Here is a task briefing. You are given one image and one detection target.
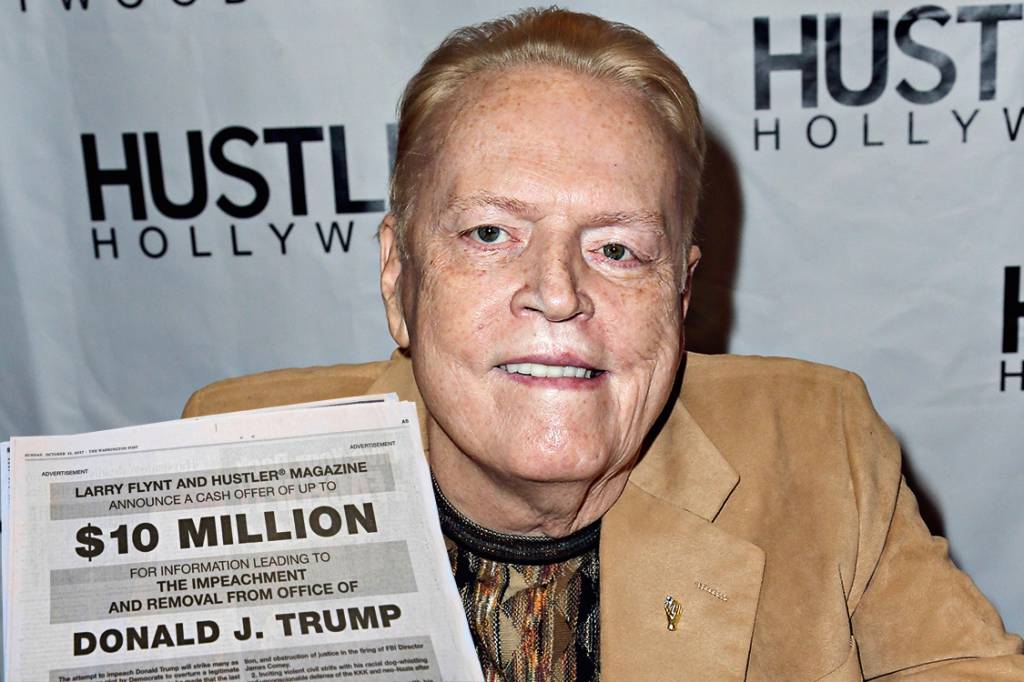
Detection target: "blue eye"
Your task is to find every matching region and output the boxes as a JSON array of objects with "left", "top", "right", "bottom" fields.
[
  {"left": 468, "top": 226, "right": 508, "bottom": 244},
  {"left": 602, "top": 243, "right": 633, "bottom": 261}
]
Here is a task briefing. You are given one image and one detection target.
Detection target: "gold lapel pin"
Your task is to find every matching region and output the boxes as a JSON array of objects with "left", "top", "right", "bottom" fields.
[{"left": 664, "top": 595, "right": 682, "bottom": 631}]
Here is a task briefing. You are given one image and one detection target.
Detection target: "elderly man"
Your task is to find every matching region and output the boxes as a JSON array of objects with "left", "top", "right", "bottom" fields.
[{"left": 183, "top": 8, "right": 1024, "bottom": 680}]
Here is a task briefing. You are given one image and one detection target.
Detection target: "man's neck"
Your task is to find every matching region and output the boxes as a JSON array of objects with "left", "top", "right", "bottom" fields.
[{"left": 426, "top": 420, "right": 631, "bottom": 538}]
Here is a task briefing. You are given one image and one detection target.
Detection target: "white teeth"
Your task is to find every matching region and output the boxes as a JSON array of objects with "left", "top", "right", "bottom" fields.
[{"left": 499, "top": 363, "right": 596, "bottom": 379}]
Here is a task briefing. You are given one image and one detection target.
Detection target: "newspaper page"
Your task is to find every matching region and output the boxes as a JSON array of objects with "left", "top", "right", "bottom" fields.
[
  {"left": 0, "top": 398, "right": 391, "bottom": 673},
  {"left": 6, "top": 401, "right": 483, "bottom": 682}
]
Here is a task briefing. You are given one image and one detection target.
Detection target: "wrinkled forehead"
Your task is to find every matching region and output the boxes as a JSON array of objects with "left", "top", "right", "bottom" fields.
[{"left": 411, "top": 66, "right": 687, "bottom": 239}]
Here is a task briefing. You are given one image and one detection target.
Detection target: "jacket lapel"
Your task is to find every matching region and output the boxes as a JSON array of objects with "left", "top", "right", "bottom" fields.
[{"left": 600, "top": 396, "right": 765, "bottom": 680}]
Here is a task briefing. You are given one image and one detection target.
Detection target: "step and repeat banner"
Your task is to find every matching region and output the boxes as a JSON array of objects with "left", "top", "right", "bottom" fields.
[{"left": 1, "top": 0, "right": 1021, "bottom": 635}]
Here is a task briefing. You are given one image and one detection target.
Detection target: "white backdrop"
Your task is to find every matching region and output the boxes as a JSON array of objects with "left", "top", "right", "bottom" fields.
[{"left": 1, "top": 0, "right": 1021, "bottom": 644}]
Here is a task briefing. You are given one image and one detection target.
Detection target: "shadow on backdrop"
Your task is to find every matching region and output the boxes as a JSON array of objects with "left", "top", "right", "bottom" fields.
[
  {"left": 897, "top": 437, "right": 958, "bottom": 563},
  {"left": 687, "top": 130, "right": 743, "bottom": 355}
]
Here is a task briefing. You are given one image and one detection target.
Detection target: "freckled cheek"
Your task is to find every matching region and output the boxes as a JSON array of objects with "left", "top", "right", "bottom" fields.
[
  {"left": 416, "top": 270, "right": 510, "bottom": 361},
  {"left": 595, "top": 286, "right": 682, "bottom": 363}
]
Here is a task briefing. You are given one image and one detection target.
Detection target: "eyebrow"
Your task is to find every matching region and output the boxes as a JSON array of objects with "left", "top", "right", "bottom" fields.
[
  {"left": 445, "top": 191, "right": 534, "bottom": 218},
  {"left": 585, "top": 209, "right": 666, "bottom": 231},
  {"left": 443, "top": 191, "right": 666, "bottom": 231}
]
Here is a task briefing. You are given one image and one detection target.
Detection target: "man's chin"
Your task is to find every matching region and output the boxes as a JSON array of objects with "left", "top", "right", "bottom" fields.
[{"left": 489, "top": 449, "right": 617, "bottom": 487}]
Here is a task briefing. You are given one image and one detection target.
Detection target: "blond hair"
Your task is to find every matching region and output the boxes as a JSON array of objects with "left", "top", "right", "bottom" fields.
[{"left": 390, "top": 6, "right": 705, "bottom": 248}]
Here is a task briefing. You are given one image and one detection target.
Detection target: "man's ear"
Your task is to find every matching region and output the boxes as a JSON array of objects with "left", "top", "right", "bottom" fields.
[
  {"left": 379, "top": 214, "right": 410, "bottom": 348},
  {"left": 681, "top": 244, "right": 701, "bottom": 319}
]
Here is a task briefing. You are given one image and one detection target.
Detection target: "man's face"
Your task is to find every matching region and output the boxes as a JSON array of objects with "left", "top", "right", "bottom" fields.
[{"left": 381, "top": 66, "right": 699, "bottom": 488}]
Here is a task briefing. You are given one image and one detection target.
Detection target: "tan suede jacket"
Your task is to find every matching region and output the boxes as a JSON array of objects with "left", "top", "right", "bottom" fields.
[{"left": 182, "top": 351, "right": 1024, "bottom": 680}]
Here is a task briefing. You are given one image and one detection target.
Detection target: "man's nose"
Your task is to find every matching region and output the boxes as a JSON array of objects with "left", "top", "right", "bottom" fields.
[{"left": 510, "top": 235, "right": 595, "bottom": 322}]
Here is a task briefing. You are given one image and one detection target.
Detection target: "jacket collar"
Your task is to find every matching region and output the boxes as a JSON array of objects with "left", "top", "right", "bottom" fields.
[
  {"left": 366, "top": 349, "right": 764, "bottom": 678},
  {"left": 627, "top": 379, "right": 740, "bottom": 522}
]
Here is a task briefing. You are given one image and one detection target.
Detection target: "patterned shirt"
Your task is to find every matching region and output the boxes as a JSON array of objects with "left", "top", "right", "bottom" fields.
[{"left": 434, "top": 479, "right": 600, "bottom": 681}]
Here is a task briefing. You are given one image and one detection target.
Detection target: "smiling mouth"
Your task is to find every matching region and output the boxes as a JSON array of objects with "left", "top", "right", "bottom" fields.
[{"left": 497, "top": 362, "right": 605, "bottom": 379}]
